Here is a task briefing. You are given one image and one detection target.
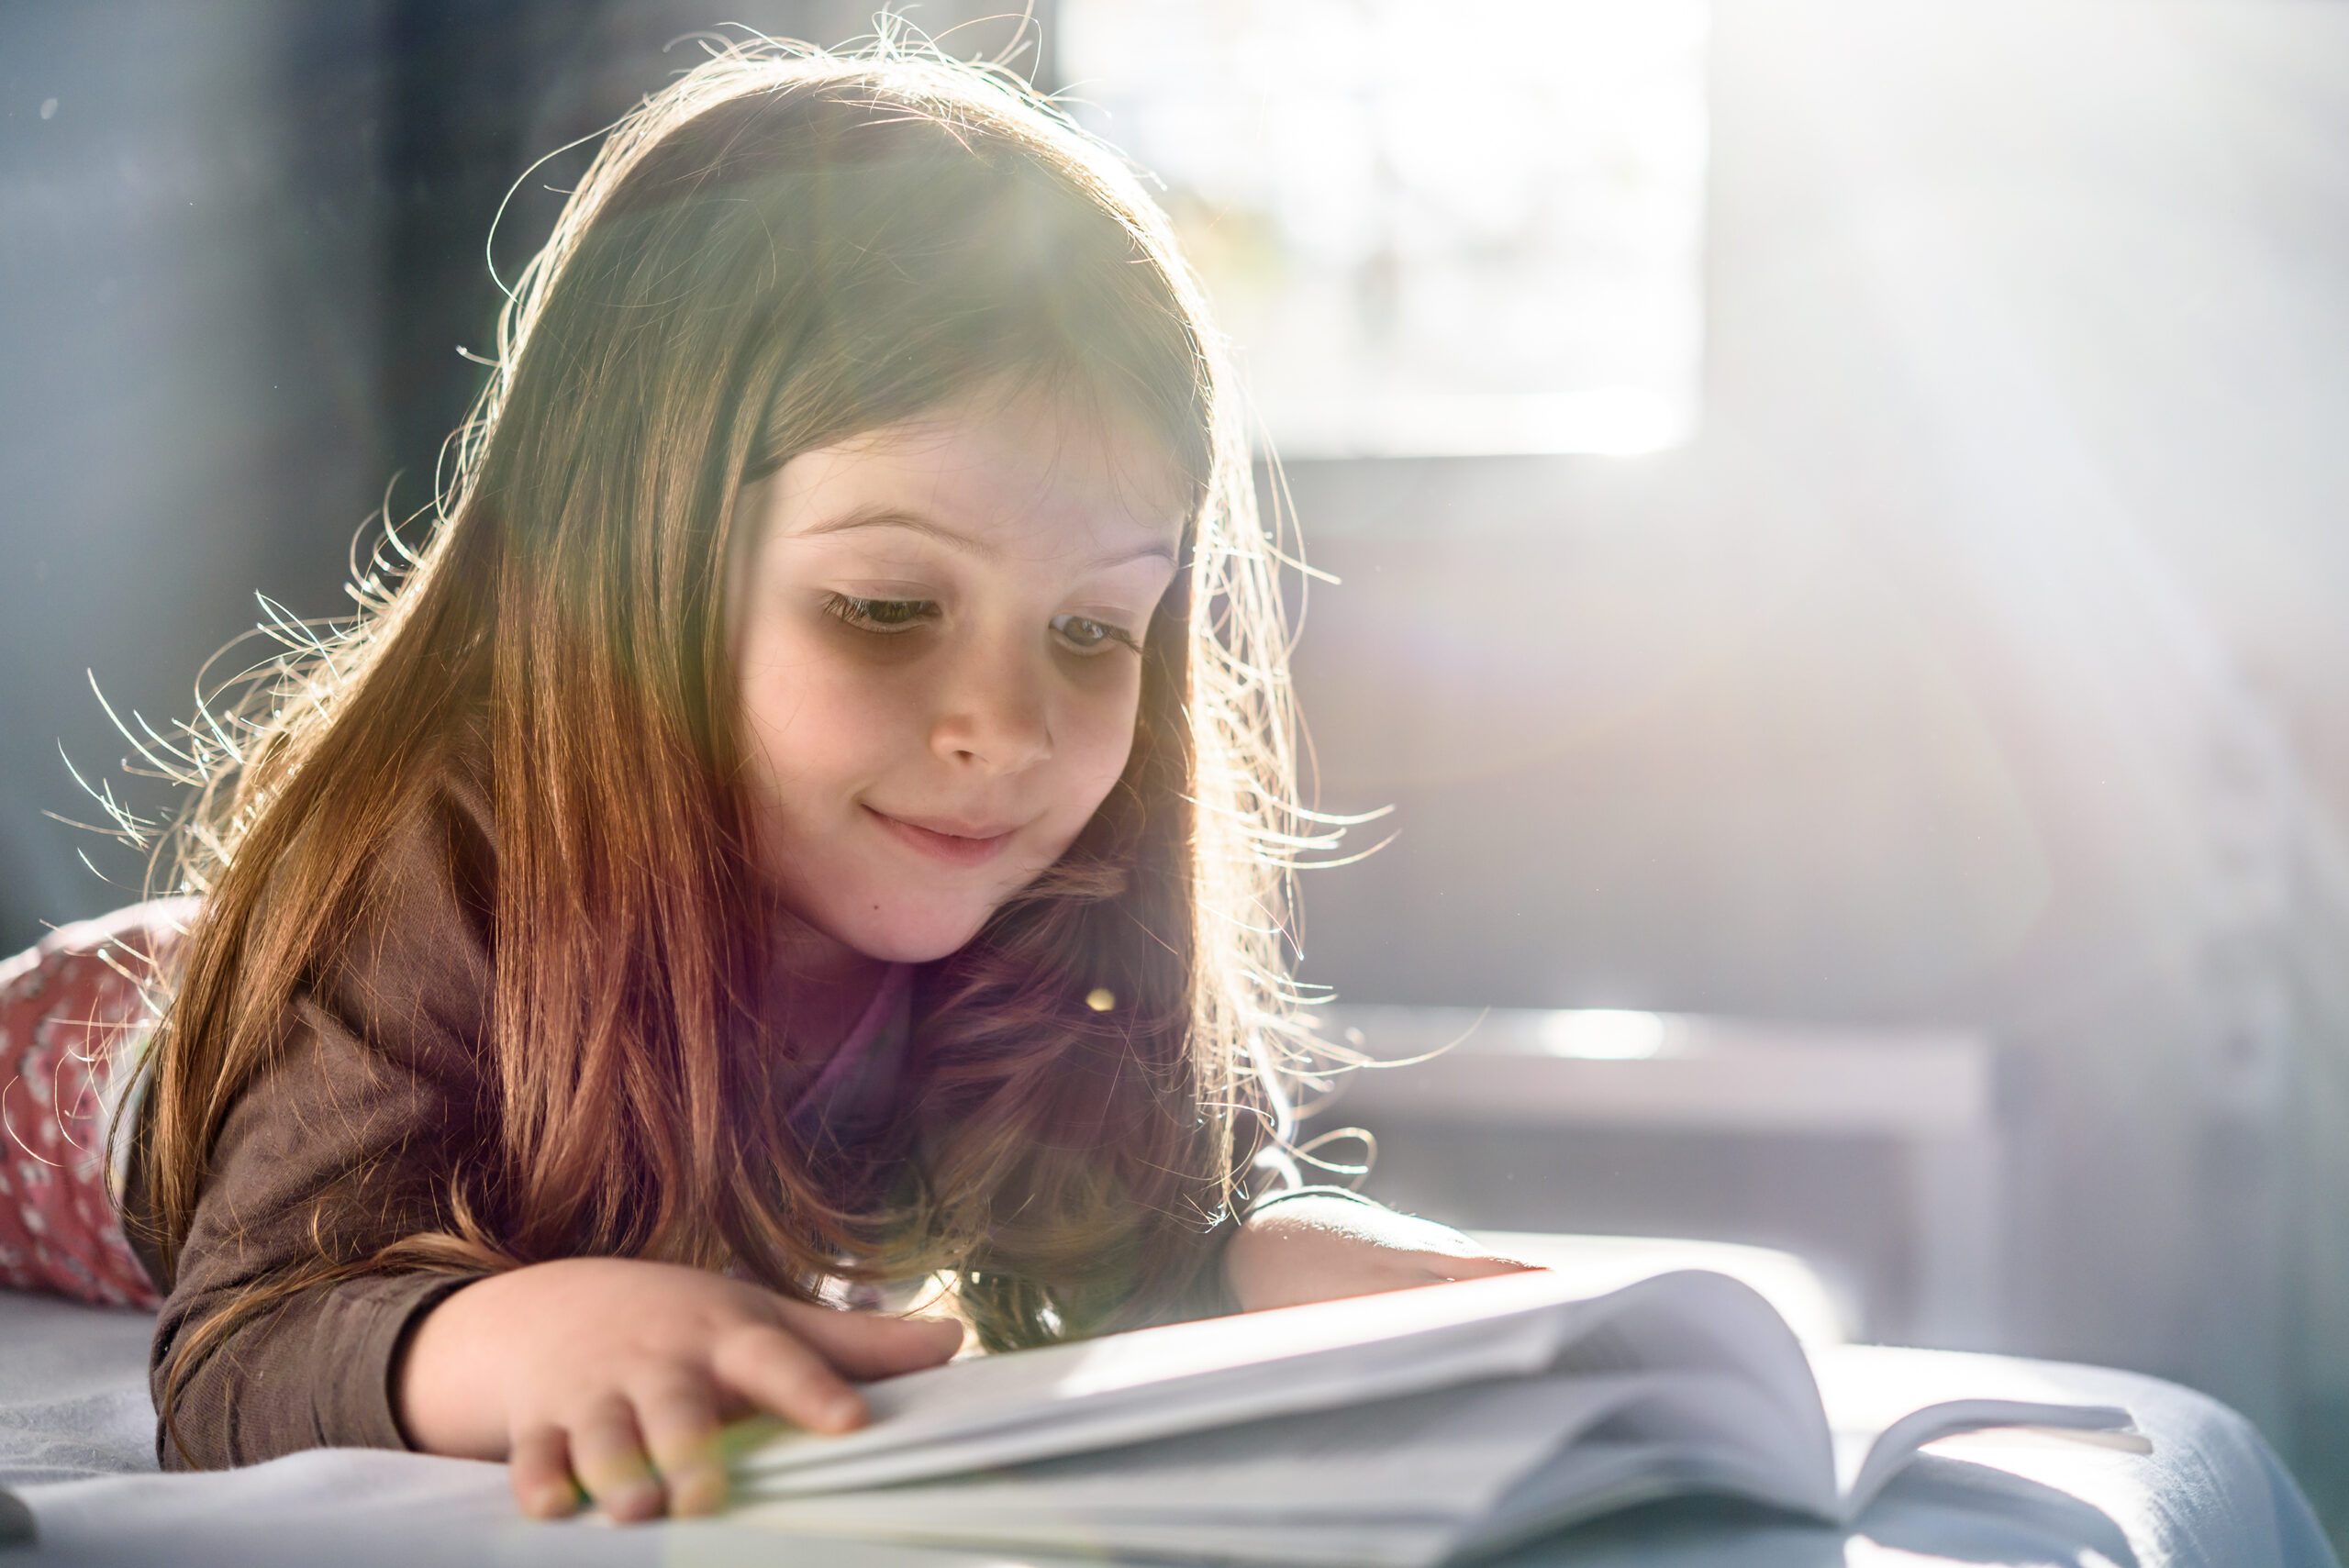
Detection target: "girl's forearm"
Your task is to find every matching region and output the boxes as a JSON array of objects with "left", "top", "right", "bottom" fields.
[
  {"left": 1230, "top": 1189, "right": 1470, "bottom": 1255},
  {"left": 1220, "top": 1191, "right": 1510, "bottom": 1313}
]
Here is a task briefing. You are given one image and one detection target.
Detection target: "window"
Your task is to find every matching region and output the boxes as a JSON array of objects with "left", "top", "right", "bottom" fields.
[{"left": 1058, "top": 0, "right": 1711, "bottom": 457}]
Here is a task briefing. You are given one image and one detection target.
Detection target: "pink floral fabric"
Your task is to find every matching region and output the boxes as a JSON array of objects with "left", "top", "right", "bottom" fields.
[{"left": 0, "top": 898, "right": 195, "bottom": 1309}]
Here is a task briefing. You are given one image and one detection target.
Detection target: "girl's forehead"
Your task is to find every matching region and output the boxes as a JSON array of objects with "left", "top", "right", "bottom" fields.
[{"left": 783, "top": 390, "right": 1188, "bottom": 551}]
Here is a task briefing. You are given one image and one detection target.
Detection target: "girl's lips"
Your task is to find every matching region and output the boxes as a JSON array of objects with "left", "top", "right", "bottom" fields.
[{"left": 864, "top": 805, "right": 1016, "bottom": 867}]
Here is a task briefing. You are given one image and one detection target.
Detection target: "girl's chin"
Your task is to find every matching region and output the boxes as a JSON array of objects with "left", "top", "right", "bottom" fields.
[
  {"left": 832, "top": 905, "right": 991, "bottom": 965},
  {"left": 761, "top": 876, "right": 986, "bottom": 965}
]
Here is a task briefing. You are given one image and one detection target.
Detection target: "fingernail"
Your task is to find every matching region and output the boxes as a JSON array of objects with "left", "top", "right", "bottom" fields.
[{"left": 529, "top": 1482, "right": 576, "bottom": 1518}]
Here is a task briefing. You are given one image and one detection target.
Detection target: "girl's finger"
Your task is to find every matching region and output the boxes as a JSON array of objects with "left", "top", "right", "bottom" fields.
[
  {"left": 712, "top": 1323, "right": 869, "bottom": 1433},
  {"left": 629, "top": 1372, "right": 727, "bottom": 1518},
  {"left": 566, "top": 1392, "right": 663, "bottom": 1523},
  {"left": 774, "top": 1302, "right": 966, "bottom": 1379},
  {"left": 509, "top": 1423, "right": 580, "bottom": 1520},
  {"left": 1433, "top": 1253, "right": 1544, "bottom": 1279}
]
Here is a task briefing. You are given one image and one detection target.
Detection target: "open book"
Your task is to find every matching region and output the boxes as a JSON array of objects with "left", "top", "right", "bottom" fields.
[{"left": 720, "top": 1264, "right": 2145, "bottom": 1566}]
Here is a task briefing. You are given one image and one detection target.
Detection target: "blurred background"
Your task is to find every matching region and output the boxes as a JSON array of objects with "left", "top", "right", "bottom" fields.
[{"left": 3, "top": 0, "right": 2343, "bottom": 1535}]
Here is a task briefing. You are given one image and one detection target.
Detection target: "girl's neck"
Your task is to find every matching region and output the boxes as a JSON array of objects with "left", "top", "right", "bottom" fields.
[{"left": 763, "top": 905, "right": 899, "bottom": 1047}]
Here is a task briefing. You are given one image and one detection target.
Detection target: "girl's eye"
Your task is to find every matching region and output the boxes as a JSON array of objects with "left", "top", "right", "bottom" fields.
[
  {"left": 1052, "top": 614, "right": 1144, "bottom": 657},
  {"left": 820, "top": 594, "right": 1142, "bottom": 656},
  {"left": 821, "top": 593, "right": 936, "bottom": 634}
]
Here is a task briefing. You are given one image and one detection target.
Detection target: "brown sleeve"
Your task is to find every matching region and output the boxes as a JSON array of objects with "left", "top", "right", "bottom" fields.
[{"left": 146, "top": 727, "right": 503, "bottom": 1471}]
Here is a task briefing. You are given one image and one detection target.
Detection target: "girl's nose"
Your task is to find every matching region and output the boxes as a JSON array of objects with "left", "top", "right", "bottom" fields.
[{"left": 930, "top": 638, "right": 1054, "bottom": 775}]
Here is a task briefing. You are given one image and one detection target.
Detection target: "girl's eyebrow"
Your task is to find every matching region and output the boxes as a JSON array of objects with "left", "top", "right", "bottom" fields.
[{"left": 800, "top": 505, "right": 1178, "bottom": 571}]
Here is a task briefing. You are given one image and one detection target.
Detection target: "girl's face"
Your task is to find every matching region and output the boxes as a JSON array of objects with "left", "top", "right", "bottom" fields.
[{"left": 728, "top": 383, "right": 1186, "bottom": 967}]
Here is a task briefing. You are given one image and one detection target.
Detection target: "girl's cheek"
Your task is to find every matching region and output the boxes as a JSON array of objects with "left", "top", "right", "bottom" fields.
[{"left": 1071, "top": 687, "right": 1145, "bottom": 790}]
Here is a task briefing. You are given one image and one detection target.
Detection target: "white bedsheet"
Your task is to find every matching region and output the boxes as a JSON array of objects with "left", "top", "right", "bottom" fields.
[{"left": 0, "top": 1289, "right": 2336, "bottom": 1568}]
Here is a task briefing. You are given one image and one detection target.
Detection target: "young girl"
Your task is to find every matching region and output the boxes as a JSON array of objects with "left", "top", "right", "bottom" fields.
[{"left": 22, "top": 30, "right": 1535, "bottom": 1524}]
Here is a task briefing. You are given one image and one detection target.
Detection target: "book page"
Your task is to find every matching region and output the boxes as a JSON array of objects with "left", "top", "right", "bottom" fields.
[
  {"left": 1832, "top": 1396, "right": 2143, "bottom": 1519},
  {"left": 737, "top": 1373, "right": 1793, "bottom": 1568},
  {"left": 1808, "top": 1350, "right": 2143, "bottom": 1518},
  {"left": 1467, "top": 1439, "right": 1812, "bottom": 1559},
  {"left": 1541, "top": 1269, "right": 1834, "bottom": 1495},
  {"left": 732, "top": 1276, "right": 1567, "bottom": 1495},
  {"left": 737, "top": 1501, "right": 1465, "bottom": 1568},
  {"left": 731, "top": 1267, "right": 1800, "bottom": 1496},
  {"left": 733, "top": 1310, "right": 1842, "bottom": 1564},
  {"left": 738, "top": 1370, "right": 1662, "bottom": 1523}
]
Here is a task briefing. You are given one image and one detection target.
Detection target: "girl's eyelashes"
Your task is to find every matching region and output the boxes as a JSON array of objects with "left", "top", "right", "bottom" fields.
[
  {"left": 821, "top": 592, "right": 936, "bottom": 634},
  {"left": 818, "top": 593, "right": 1143, "bottom": 656},
  {"left": 1054, "top": 613, "right": 1145, "bottom": 656}
]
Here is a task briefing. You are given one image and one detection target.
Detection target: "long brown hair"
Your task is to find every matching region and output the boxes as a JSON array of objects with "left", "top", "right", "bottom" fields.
[{"left": 95, "top": 28, "right": 1376, "bottom": 1462}]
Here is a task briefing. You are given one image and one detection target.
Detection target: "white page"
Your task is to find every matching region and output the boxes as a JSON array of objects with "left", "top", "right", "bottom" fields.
[
  {"left": 733, "top": 1369, "right": 1820, "bottom": 1568},
  {"left": 762, "top": 1442, "right": 1820, "bottom": 1568},
  {"left": 733, "top": 1443, "right": 1787, "bottom": 1568},
  {"left": 726, "top": 1263, "right": 2143, "bottom": 1555},
  {"left": 1833, "top": 1396, "right": 2144, "bottom": 1520},
  {"left": 1805, "top": 1344, "right": 2142, "bottom": 1518},
  {"left": 731, "top": 1501, "right": 1467, "bottom": 1568},
  {"left": 1466, "top": 1438, "right": 1817, "bottom": 1557},
  {"left": 732, "top": 1267, "right": 1800, "bottom": 1496},
  {"left": 1570, "top": 1371, "right": 1828, "bottom": 1514},
  {"left": 737, "top": 1371, "right": 1664, "bottom": 1524},
  {"left": 1453, "top": 1267, "right": 1839, "bottom": 1519},
  {"left": 734, "top": 1270, "right": 1573, "bottom": 1481},
  {"left": 729, "top": 1314, "right": 1562, "bottom": 1497},
  {"left": 1445, "top": 1377, "right": 1844, "bottom": 1560}
]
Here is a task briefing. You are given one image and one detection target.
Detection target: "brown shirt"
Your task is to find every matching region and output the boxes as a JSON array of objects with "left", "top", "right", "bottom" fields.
[
  {"left": 124, "top": 720, "right": 512, "bottom": 1470},
  {"left": 118, "top": 722, "right": 1252, "bottom": 1472}
]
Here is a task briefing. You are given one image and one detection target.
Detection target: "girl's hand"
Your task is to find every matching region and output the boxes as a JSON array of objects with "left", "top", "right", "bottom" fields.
[
  {"left": 394, "top": 1256, "right": 965, "bottom": 1524},
  {"left": 1219, "top": 1192, "right": 1544, "bottom": 1315}
]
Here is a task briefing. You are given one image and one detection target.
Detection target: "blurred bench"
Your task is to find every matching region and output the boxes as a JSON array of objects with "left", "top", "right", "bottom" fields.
[{"left": 1324, "top": 1003, "right": 2004, "bottom": 1350}]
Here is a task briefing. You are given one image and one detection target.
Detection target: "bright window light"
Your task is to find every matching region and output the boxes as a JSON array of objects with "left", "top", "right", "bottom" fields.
[
  {"left": 1537, "top": 1009, "right": 1668, "bottom": 1060},
  {"left": 1058, "top": 0, "right": 1711, "bottom": 458}
]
